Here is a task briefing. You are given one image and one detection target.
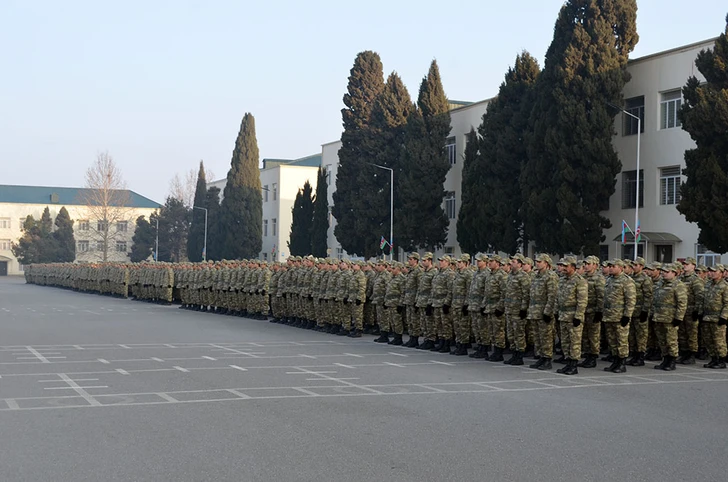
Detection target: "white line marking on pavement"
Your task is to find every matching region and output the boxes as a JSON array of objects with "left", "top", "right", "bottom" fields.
[
  {"left": 334, "top": 363, "right": 355, "bottom": 369},
  {"left": 173, "top": 366, "right": 189, "bottom": 373},
  {"left": 286, "top": 371, "right": 337, "bottom": 375},
  {"left": 293, "top": 366, "right": 384, "bottom": 394},
  {"left": 5, "top": 399, "right": 19, "bottom": 410},
  {"left": 156, "top": 393, "right": 178, "bottom": 402},
  {"left": 384, "top": 362, "right": 406, "bottom": 368},
  {"left": 299, "top": 354, "right": 317, "bottom": 359},
  {"left": 292, "top": 387, "right": 320, "bottom": 397},
  {"left": 116, "top": 369, "right": 130, "bottom": 375},
  {"left": 25, "top": 346, "right": 50, "bottom": 363},
  {"left": 388, "top": 352, "right": 408, "bottom": 357},
  {"left": 416, "top": 384, "right": 448, "bottom": 393},
  {"left": 229, "top": 365, "right": 248, "bottom": 372},
  {"left": 56, "top": 374, "right": 102, "bottom": 406},
  {"left": 151, "top": 357, "right": 164, "bottom": 362},
  {"left": 98, "top": 359, "right": 110, "bottom": 364},
  {"left": 343, "top": 353, "right": 363, "bottom": 358},
  {"left": 226, "top": 389, "right": 251, "bottom": 399},
  {"left": 210, "top": 344, "right": 260, "bottom": 358},
  {"left": 473, "top": 383, "right": 505, "bottom": 391},
  {"left": 202, "top": 356, "right": 217, "bottom": 361},
  {"left": 164, "top": 344, "right": 176, "bottom": 348},
  {"left": 83, "top": 310, "right": 100, "bottom": 315},
  {"left": 45, "top": 386, "right": 108, "bottom": 390},
  {"left": 528, "top": 380, "right": 561, "bottom": 388},
  {"left": 74, "top": 345, "right": 84, "bottom": 350},
  {"left": 429, "top": 360, "right": 454, "bottom": 366},
  {"left": 119, "top": 344, "right": 131, "bottom": 349}
]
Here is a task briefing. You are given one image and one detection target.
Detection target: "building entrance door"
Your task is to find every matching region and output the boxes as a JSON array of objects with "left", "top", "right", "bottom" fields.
[{"left": 0, "top": 261, "right": 7, "bottom": 276}]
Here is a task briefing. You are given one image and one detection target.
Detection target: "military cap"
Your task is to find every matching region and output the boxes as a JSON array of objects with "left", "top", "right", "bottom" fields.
[
  {"left": 535, "top": 253, "right": 552, "bottom": 264},
  {"left": 328, "top": 258, "right": 338, "bottom": 265},
  {"left": 510, "top": 253, "right": 526, "bottom": 263},
  {"left": 684, "top": 257, "right": 697, "bottom": 265},
  {"left": 601, "top": 260, "right": 610, "bottom": 267},
  {"left": 475, "top": 253, "right": 489, "bottom": 262},
  {"left": 661, "top": 263, "right": 678, "bottom": 273},
  {"left": 708, "top": 264, "right": 724, "bottom": 272},
  {"left": 524, "top": 257, "right": 534, "bottom": 266},
  {"left": 438, "top": 254, "right": 452, "bottom": 262},
  {"left": 584, "top": 255, "right": 600, "bottom": 265},
  {"left": 696, "top": 264, "right": 708, "bottom": 272},
  {"left": 492, "top": 254, "right": 505, "bottom": 264},
  {"left": 305, "top": 255, "right": 315, "bottom": 261},
  {"left": 561, "top": 255, "right": 578, "bottom": 266},
  {"left": 408, "top": 252, "right": 420, "bottom": 260},
  {"left": 633, "top": 257, "right": 646, "bottom": 266},
  {"left": 422, "top": 252, "right": 434, "bottom": 260},
  {"left": 647, "top": 261, "right": 662, "bottom": 270},
  {"left": 576, "top": 260, "right": 584, "bottom": 269},
  {"left": 608, "top": 258, "right": 626, "bottom": 268},
  {"left": 459, "top": 253, "right": 471, "bottom": 263}
]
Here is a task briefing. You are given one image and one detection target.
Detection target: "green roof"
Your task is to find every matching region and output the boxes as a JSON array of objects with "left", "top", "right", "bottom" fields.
[
  {"left": 0, "top": 185, "right": 161, "bottom": 209},
  {"left": 262, "top": 154, "right": 322, "bottom": 170}
]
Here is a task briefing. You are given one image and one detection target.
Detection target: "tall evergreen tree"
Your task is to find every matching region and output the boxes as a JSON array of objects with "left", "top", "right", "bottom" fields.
[
  {"left": 397, "top": 61, "right": 451, "bottom": 251},
  {"left": 187, "top": 161, "right": 208, "bottom": 262},
  {"left": 40, "top": 207, "right": 53, "bottom": 237},
  {"left": 130, "top": 215, "right": 155, "bottom": 262},
  {"left": 677, "top": 17, "right": 728, "bottom": 253},
  {"left": 332, "top": 51, "right": 385, "bottom": 258},
  {"left": 204, "top": 187, "right": 223, "bottom": 261},
  {"left": 157, "top": 197, "right": 190, "bottom": 262},
  {"left": 522, "top": 0, "right": 638, "bottom": 254},
  {"left": 12, "top": 215, "right": 43, "bottom": 265},
  {"left": 459, "top": 52, "right": 540, "bottom": 254},
  {"left": 52, "top": 207, "right": 75, "bottom": 262},
  {"left": 288, "top": 181, "right": 315, "bottom": 256},
  {"left": 311, "top": 166, "right": 329, "bottom": 257},
  {"left": 219, "top": 113, "right": 263, "bottom": 260}
]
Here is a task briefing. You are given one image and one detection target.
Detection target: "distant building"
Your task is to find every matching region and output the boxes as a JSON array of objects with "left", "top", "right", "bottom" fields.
[
  {"left": 0, "top": 185, "right": 160, "bottom": 275},
  {"left": 209, "top": 154, "right": 320, "bottom": 262}
]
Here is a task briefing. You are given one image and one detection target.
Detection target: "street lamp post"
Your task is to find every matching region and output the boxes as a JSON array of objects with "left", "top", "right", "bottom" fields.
[
  {"left": 193, "top": 206, "right": 208, "bottom": 262},
  {"left": 371, "top": 163, "right": 393, "bottom": 261},
  {"left": 609, "top": 102, "right": 641, "bottom": 261}
]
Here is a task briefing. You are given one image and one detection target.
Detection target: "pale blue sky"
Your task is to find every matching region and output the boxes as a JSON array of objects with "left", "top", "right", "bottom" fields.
[{"left": 1, "top": 0, "right": 725, "bottom": 203}]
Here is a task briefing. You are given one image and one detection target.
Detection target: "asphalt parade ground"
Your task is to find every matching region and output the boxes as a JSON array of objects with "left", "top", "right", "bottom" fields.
[{"left": 0, "top": 277, "right": 726, "bottom": 481}]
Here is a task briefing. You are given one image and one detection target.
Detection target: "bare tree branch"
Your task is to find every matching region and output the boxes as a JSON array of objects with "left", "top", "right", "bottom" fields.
[{"left": 168, "top": 162, "right": 216, "bottom": 208}]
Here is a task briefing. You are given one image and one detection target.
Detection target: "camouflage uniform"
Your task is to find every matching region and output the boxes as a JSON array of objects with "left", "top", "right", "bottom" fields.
[
  {"left": 628, "top": 261, "right": 654, "bottom": 360},
  {"left": 484, "top": 260, "right": 507, "bottom": 355},
  {"left": 451, "top": 255, "right": 474, "bottom": 347},
  {"left": 603, "top": 260, "right": 637, "bottom": 364},
  {"left": 678, "top": 266, "right": 705, "bottom": 359},
  {"left": 582, "top": 257, "right": 606, "bottom": 358},
  {"left": 372, "top": 264, "right": 392, "bottom": 332},
  {"left": 651, "top": 264, "right": 687, "bottom": 363},
  {"left": 556, "top": 261, "right": 588, "bottom": 364},
  {"left": 700, "top": 268, "right": 728, "bottom": 367},
  {"left": 347, "top": 264, "right": 367, "bottom": 332},
  {"left": 430, "top": 257, "right": 455, "bottom": 345},
  {"left": 383, "top": 269, "right": 406, "bottom": 338},
  {"left": 527, "top": 256, "right": 558, "bottom": 360},
  {"left": 403, "top": 255, "right": 422, "bottom": 343},
  {"left": 466, "top": 255, "right": 489, "bottom": 352},
  {"left": 415, "top": 254, "right": 438, "bottom": 346},
  {"left": 504, "top": 256, "right": 531, "bottom": 355}
]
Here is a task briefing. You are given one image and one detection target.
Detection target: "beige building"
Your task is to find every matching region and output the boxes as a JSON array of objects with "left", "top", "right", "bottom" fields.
[
  {"left": 0, "top": 185, "right": 160, "bottom": 275},
  {"left": 209, "top": 154, "right": 320, "bottom": 262}
]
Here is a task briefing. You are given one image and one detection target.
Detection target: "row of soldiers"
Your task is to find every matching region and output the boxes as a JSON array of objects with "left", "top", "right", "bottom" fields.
[{"left": 24, "top": 252, "right": 728, "bottom": 374}]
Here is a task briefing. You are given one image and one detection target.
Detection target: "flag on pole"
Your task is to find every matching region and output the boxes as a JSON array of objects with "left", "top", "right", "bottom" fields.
[
  {"left": 272, "top": 244, "right": 276, "bottom": 255},
  {"left": 379, "top": 236, "right": 388, "bottom": 250},
  {"left": 635, "top": 221, "right": 641, "bottom": 243},
  {"left": 621, "top": 220, "right": 633, "bottom": 244}
]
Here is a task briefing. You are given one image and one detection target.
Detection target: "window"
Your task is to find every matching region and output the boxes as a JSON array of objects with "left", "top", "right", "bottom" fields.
[
  {"left": 697, "top": 244, "right": 721, "bottom": 267},
  {"left": 263, "top": 185, "right": 269, "bottom": 202},
  {"left": 445, "top": 137, "right": 456, "bottom": 165},
  {"left": 272, "top": 183, "right": 278, "bottom": 201},
  {"left": 325, "top": 165, "right": 332, "bottom": 185},
  {"left": 599, "top": 245, "right": 609, "bottom": 262},
  {"left": 336, "top": 247, "right": 343, "bottom": 260},
  {"left": 621, "top": 243, "right": 644, "bottom": 260},
  {"left": 444, "top": 191, "right": 456, "bottom": 219},
  {"left": 116, "top": 241, "right": 127, "bottom": 252},
  {"left": 621, "top": 170, "right": 644, "bottom": 209},
  {"left": 623, "top": 96, "right": 644, "bottom": 136},
  {"left": 97, "top": 220, "right": 108, "bottom": 232},
  {"left": 263, "top": 219, "right": 268, "bottom": 237},
  {"left": 77, "top": 240, "right": 89, "bottom": 252},
  {"left": 660, "top": 166, "right": 682, "bottom": 205},
  {"left": 78, "top": 220, "right": 90, "bottom": 231},
  {"left": 96, "top": 241, "right": 104, "bottom": 252},
  {"left": 18, "top": 264, "right": 25, "bottom": 272},
  {"left": 116, "top": 221, "right": 128, "bottom": 233},
  {"left": 272, "top": 218, "right": 277, "bottom": 236},
  {"left": 0, "top": 218, "right": 9, "bottom": 229},
  {"left": 654, "top": 245, "right": 673, "bottom": 263},
  {"left": 444, "top": 246, "right": 454, "bottom": 255},
  {"left": 660, "top": 90, "right": 682, "bottom": 130},
  {"left": 0, "top": 239, "right": 10, "bottom": 251}
]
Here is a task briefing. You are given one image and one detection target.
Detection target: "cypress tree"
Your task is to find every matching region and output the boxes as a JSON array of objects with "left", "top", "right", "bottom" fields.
[
  {"left": 157, "top": 196, "right": 190, "bottom": 262},
  {"left": 40, "top": 207, "right": 53, "bottom": 237},
  {"left": 52, "top": 207, "right": 75, "bottom": 262},
  {"left": 677, "top": 17, "right": 728, "bottom": 252},
  {"left": 397, "top": 61, "right": 451, "bottom": 251},
  {"left": 288, "top": 181, "right": 315, "bottom": 256},
  {"left": 204, "top": 187, "right": 223, "bottom": 261},
  {"left": 187, "top": 161, "right": 208, "bottom": 262},
  {"left": 332, "top": 51, "right": 385, "bottom": 258},
  {"left": 219, "top": 113, "right": 263, "bottom": 260},
  {"left": 311, "top": 166, "right": 329, "bottom": 257},
  {"left": 459, "top": 52, "right": 540, "bottom": 254},
  {"left": 130, "top": 215, "right": 155, "bottom": 262},
  {"left": 11, "top": 215, "right": 42, "bottom": 265},
  {"left": 522, "top": 0, "right": 638, "bottom": 254},
  {"left": 456, "top": 127, "right": 484, "bottom": 253}
]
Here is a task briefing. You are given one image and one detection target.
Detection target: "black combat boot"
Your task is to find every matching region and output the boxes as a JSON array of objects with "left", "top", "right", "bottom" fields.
[
  {"left": 660, "top": 355, "right": 676, "bottom": 371},
  {"left": 488, "top": 346, "right": 504, "bottom": 362},
  {"left": 438, "top": 339, "right": 451, "bottom": 353},
  {"left": 645, "top": 349, "right": 662, "bottom": 361},
  {"left": 625, "top": 352, "right": 637, "bottom": 365},
  {"left": 504, "top": 350, "right": 517, "bottom": 365},
  {"left": 556, "top": 359, "right": 571, "bottom": 373},
  {"left": 451, "top": 343, "right": 468, "bottom": 356},
  {"left": 703, "top": 356, "right": 719, "bottom": 368},
  {"left": 654, "top": 356, "right": 669, "bottom": 370},
  {"left": 404, "top": 336, "right": 419, "bottom": 348},
  {"left": 610, "top": 358, "right": 627, "bottom": 373},
  {"left": 529, "top": 357, "right": 545, "bottom": 369},
  {"left": 714, "top": 357, "right": 727, "bottom": 369},
  {"left": 562, "top": 359, "right": 579, "bottom": 375},
  {"left": 347, "top": 329, "right": 363, "bottom": 338},
  {"left": 418, "top": 339, "right": 435, "bottom": 350},
  {"left": 601, "top": 353, "right": 615, "bottom": 362},
  {"left": 430, "top": 338, "right": 445, "bottom": 352},
  {"left": 554, "top": 354, "right": 567, "bottom": 364},
  {"left": 336, "top": 326, "right": 350, "bottom": 336},
  {"left": 469, "top": 345, "right": 484, "bottom": 358},
  {"left": 537, "top": 357, "right": 552, "bottom": 370},
  {"left": 679, "top": 352, "right": 696, "bottom": 365},
  {"left": 524, "top": 345, "right": 535, "bottom": 358},
  {"left": 510, "top": 351, "right": 524, "bottom": 366},
  {"left": 374, "top": 332, "right": 390, "bottom": 343},
  {"left": 578, "top": 354, "right": 597, "bottom": 368},
  {"left": 631, "top": 352, "right": 645, "bottom": 366},
  {"left": 604, "top": 357, "right": 620, "bottom": 372},
  {"left": 388, "top": 334, "right": 403, "bottom": 346}
]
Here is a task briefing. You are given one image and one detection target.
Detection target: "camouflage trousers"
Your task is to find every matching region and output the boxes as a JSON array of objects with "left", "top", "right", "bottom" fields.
[
  {"left": 628, "top": 316, "right": 649, "bottom": 353},
  {"left": 582, "top": 313, "right": 601, "bottom": 356},
  {"left": 318, "top": 299, "right": 331, "bottom": 325},
  {"left": 701, "top": 323, "right": 727, "bottom": 357},
  {"left": 386, "top": 306, "right": 403, "bottom": 335},
  {"left": 647, "top": 319, "right": 659, "bottom": 350},
  {"left": 420, "top": 309, "right": 436, "bottom": 341},
  {"left": 452, "top": 306, "right": 470, "bottom": 344},
  {"left": 434, "top": 307, "right": 453, "bottom": 340},
  {"left": 526, "top": 320, "right": 536, "bottom": 348},
  {"left": 678, "top": 317, "right": 699, "bottom": 352},
  {"left": 334, "top": 300, "right": 347, "bottom": 326},
  {"left": 507, "top": 314, "right": 528, "bottom": 352},
  {"left": 560, "top": 316, "right": 583, "bottom": 360},
  {"left": 364, "top": 301, "right": 375, "bottom": 327},
  {"left": 469, "top": 310, "right": 487, "bottom": 345},
  {"left": 532, "top": 317, "right": 554, "bottom": 358},
  {"left": 605, "top": 322, "right": 630, "bottom": 358},
  {"left": 655, "top": 323, "right": 679, "bottom": 357},
  {"left": 272, "top": 296, "right": 283, "bottom": 318},
  {"left": 406, "top": 306, "right": 421, "bottom": 336},
  {"left": 489, "top": 313, "right": 506, "bottom": 349},
  {"left": 376, "top": 305, "right": 390, "bottom": 332},
  {"left": 351, "top": 301, "right": 364, "bottom": 330}
]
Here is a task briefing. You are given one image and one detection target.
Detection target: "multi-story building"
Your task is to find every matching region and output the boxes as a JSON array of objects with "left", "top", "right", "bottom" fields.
[
  {"left": 0, "top": 185, "right": 160, "bottom": 275},
  {"left": 208, "top": 154, "right": 320, "bottom": 262}
]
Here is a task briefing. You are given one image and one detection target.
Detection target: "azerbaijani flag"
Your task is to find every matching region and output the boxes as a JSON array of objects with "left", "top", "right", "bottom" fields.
[
  {"left": 379, "top": 236, "right": 387, "bottom": 250},
  {"left": 621, "top": 220, "right": 633, "bottom": 244},
  {"left": 635, "top": 221, "right": 641, "bottom": 243}
]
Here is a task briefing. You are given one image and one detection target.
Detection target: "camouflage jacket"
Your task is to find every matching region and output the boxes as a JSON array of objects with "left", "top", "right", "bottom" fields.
[
  {"left": 451, "top": 267, "right": 473, "bottom": 308},
  {"left": 527, "top": 269, "right": 558, "bottom": 319},
  {"left": 701, "top": 279, "right": 728, "bottom": 322},
  {"left": 504, "top": 269, "right": 530, "bottom": 316},
  {"left": 557, "top": 272, "right": 588, "bottom": 322},
  {"left": 651, "top": 278, "right": 687, "bottom": 324},
  {"left": 466, "top": 268, "right": 488, "bottom": 312},
  {"left": 632, "top": 271, "right": 654, "bottom": 316},
  {"left": 415, "top": 266, "right": 438, "bottom": 308},
  {"left": 584, "top": 271, "right": 605, "bottom": 314},
  {"left": 430, "top": 269, "right": 454, "bottom": 308},
  {"left": 384, "top": 273, "right": 406, "bottom": 308},
  {"left": 603, "top": 272, "right": 637, "bottom": 323}
]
